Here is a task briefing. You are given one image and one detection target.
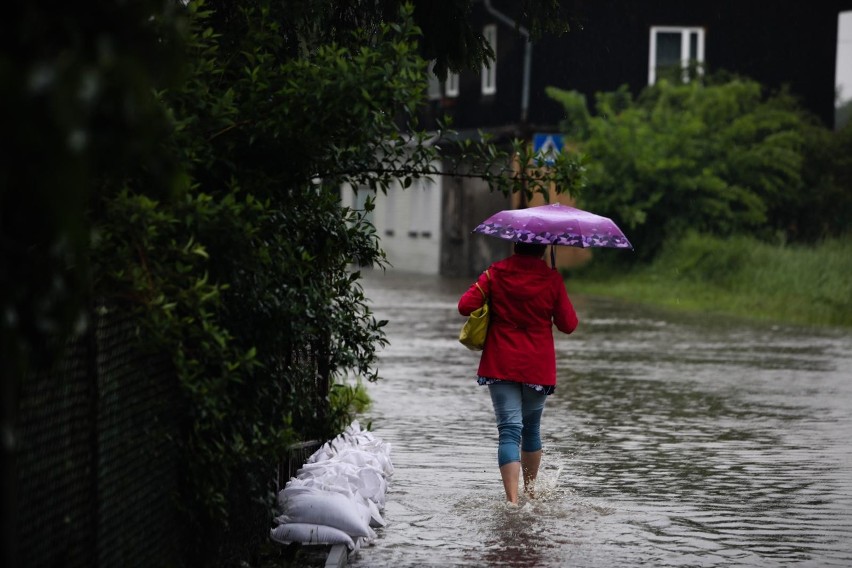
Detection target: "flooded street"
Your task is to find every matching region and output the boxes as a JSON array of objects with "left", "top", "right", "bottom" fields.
[{"left": 349, "top": 269, "right": 852, "bottom": 567}]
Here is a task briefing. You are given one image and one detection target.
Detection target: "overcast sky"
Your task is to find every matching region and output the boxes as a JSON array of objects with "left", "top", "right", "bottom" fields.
[{"left": 837, "top": 11, "right": 852, "bottom": 104}]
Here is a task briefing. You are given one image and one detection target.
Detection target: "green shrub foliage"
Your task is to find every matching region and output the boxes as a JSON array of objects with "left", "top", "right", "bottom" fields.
[
  {"left": 87, "top": 2, "right": 582, "bottom": 564},
  {"left": 2, "top": 0, "right": 187, "bottom": 381},
  {"left": 9, "top": 2, "right": 581, "bottom": 563},
  {"left": 549, "top": 77, "right": 852, "bottom": 260},
  {"left": 91, "top": 2, "right": 420, "bottom": 557}
]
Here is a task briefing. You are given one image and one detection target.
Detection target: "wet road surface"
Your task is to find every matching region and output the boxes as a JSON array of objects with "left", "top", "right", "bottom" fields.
[{"left": 349, "top": 269, "right": 852, "bottom": 567}]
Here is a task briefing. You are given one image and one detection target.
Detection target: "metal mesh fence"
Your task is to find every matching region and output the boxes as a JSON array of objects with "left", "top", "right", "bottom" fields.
[
  {"left": 16, "top": 304, "right": 333, "bottom": 568},
  {"left": 94, "top": 310, "right": 180, "bottom": 567},
  {"left": 17, "top": 334, "right": 95, "bottom": 568},
  {"left": 17, "top": 306, "right": 181, "bottom": 568},
  {"left": 278, "top": 441, "right": 322, "bottom": 492}
]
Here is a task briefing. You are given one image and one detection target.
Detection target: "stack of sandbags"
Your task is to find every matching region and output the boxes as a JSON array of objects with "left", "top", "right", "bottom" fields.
[{"left": 270, "top": 421, "right": 393, "bottom": 551}]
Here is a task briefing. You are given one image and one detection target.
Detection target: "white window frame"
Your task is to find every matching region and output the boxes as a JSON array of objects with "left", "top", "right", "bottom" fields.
[
  {"left": 648, "top": 26, "right": 705, "bottom": 85},
  {"left": 428, "top": 62, "right": 460, "bottom": 99},
  {"left": 445, "top": 72, "right": 460, "bottom": 98},
  {"left": 482, "top": 24, "right": 497, "bottom": 95},
  {"left": 408, "top": 178, "right": 437, "bottom": 239},
  {"left": 427, "top": 61, "right": 441, "bottom": 100},
  {"left": 353, "top": 186, "right": 375, "bottom": 225},
  {"left": 384, "top": 186, "right": 397, "bottom": 237}
]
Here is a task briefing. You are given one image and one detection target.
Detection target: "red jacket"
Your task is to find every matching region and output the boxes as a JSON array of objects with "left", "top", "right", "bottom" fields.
[{"left": 458, "top": 254, "right": 578, "bottom": 386}]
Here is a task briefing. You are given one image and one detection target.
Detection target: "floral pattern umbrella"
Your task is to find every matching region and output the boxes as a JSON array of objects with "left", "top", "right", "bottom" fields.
[{"left": 473, "top": 203, "right": 633, "bottom": 249}]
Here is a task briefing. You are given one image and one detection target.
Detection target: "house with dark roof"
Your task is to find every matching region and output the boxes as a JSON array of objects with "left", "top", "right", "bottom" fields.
[{"left": 344, "top": 0, "right": 852, "bottom": 276}]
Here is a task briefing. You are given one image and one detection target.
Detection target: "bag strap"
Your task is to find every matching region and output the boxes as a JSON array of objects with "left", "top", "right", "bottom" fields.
[{"left": 474, "top": 269, "right": 491, "bottom": 300}]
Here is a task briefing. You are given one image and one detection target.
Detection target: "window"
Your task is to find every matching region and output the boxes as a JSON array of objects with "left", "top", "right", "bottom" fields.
[
  {"left": 482, "top": 24, "right": 497, "bottom": 95},
  {"left": 837, "top": 11, "right": 852, "bottom": 128},
  {"left": 384, "top": 187, "right": 397, "bottom": 237},
  {"left": 648, "top": 26, "right": 705, "bottom": 84},
  {"left": 427, "top": 61, "right": 441, "bottom": 100},
  {"left": 353, "top": 186, "right": 374, "bottom": 225},
  {"left": 408, "top": 178, "right": 437, "bottom": 239},
  {"left": 428, "top": 62, "right": 460, "bottom": 99},
  {"left": 445, "top": 72, "right": 460, "bottom": 98}
]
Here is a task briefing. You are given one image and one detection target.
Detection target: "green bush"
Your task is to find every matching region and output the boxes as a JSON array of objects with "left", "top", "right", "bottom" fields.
[
  {"left": 662, "top": 233, "right": 852, "bottom": 325},
  {"left": 574, "top": 232, "right": 852, "bottom": 327},
  {"left": 654, "top": 232, "right": 756, "bottom": 289},
  {"left": 548, "top": 76, "right": 852, "bottom": 260},
  {"left": 88, "top": 3, "right": 582, "bottom": 564},
  {"left": 2, "top": 0, "right": 188, "bottom": 383},
  {"left": 90, "top": 3, "right": 419, "bottom": 561}
]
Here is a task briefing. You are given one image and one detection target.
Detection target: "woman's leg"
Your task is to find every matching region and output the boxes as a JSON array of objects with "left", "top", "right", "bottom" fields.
[
  {"left": 488, "top": 383, "right": 524, "bottom": 504},
  {"left": 499, "top": 462, "right": 521, "bottom": 505},
  {"left": 521, "top": 450, "right": 542, "bottom": 497},
  {"left": 520, "top": 387, "right": 547, "bottom": 496}
]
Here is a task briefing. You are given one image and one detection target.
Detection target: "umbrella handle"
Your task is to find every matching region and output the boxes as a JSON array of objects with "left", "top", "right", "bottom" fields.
[{"left": 550, "top": 245, "right": 556, "bottom": 270}]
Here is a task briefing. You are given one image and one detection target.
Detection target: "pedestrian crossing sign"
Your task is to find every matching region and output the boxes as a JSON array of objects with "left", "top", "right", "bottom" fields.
[{"left": 532, "top": 133, "right": 564, "bottom": 166}]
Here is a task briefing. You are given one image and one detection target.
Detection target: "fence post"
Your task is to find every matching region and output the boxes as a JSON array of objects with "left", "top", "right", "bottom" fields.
[
  {"left": 87, "top": 302, "right": 100, "bottom": 568},
  {"left": 1, "top": 350, "right": 21, "bottom": 568}
]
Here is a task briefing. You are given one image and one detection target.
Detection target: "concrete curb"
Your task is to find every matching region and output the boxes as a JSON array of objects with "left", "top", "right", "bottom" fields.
[{"left": 325, "top": 544, "right": 348, "bottom": 568}]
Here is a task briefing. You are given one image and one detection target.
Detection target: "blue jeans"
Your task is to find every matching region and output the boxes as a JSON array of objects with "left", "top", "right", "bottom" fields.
[{"left": 488, "top": 382, "right": 548, "bottom": 467}]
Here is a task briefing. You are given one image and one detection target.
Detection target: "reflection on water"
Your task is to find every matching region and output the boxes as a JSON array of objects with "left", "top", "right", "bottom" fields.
[{"left": 349, "top": 269, "right": 852, "bottom": 567}]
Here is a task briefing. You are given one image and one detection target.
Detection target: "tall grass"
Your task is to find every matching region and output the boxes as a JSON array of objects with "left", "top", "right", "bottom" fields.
[{"left": 570, "top": 233, "right": 852, "bottom": 327}]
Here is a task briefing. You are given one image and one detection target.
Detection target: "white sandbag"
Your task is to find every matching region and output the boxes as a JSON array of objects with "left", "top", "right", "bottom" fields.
[
  {"left": 294, "top": 471, "right": 364, "bottom": 505},
  {"left": 296, "top": 482, "right": 385, "bottom": 526},
  {"left": 365, "top": 496, "right": 386, "bottom": 527},
  {"left": 305, "top": 448, "right": 330, "bottom": 464},
  {"left": 273, "top": 420, "right": 392, "bottom": 547},
  {"left": 278, "top": 489, "right": 375, "bottom": 538},
  {"left": 306, "top": 439, "right": 340, "bottom": 464},
  {"left": 333, "top": 448, "right": 383, "bottom": 469},
  {"left": 306, "top": 422, "right": 394, "bottom": 477},
  {"left": 296, "top": 460, "right": 360, "bottom": 482},
  {"left": 339, "top": 447, "right": 394, "bottom": 477},
  {"left": 284, "top": 476, "right": 357, "bottom": 504},
  {"left": 277, "top": 478, "right": 360, "bottom": 516},
  {"left": 284, "top": 487, "right": 376, "bottom": 528},
  {"left": 277, "top": 482, "right": 321, "bottom": 511},
  {"left": 354, "top": 466, "right": 388, "bottom": 507},
  {"left": 297, "top": 461, "right": 387, "bottom": 507},
  {"left": 344, "top": 420, "right": 365, "bottom": 438},
  {"left": 341, "top": 439, "right": 394, "bottom": 476},
  {"left": 270, "top": 523, "right": 355, "bottom": 549},
  {"left": 279, "top": 478, "right": 386, "bottom": 527},
  {"left": 297, "top": 458, "right": 353, "bottom": 473},
  {"left": 313, "top": 473, "right": 360, "bottom": 495}
]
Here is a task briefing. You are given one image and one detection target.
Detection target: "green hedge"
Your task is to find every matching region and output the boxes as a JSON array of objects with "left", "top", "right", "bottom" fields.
[
  {"left": 572, "top": 233, "right": 852, "bottom": 327},
  {"left": 549, "top": 76, "right": 852, "bottom": 261}
]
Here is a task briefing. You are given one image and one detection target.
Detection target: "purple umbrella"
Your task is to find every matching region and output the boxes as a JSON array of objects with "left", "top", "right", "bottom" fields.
[{"left": 473, "top": 203, "right": 633, "bottom": 250}]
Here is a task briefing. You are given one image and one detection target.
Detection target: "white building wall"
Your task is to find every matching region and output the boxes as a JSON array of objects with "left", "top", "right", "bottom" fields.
[
  {"left": 837, "top": 11, "right": 852, "bottom": 128},
  {"left": 340, "top": 163, "right": 443, "bottom": 274}
]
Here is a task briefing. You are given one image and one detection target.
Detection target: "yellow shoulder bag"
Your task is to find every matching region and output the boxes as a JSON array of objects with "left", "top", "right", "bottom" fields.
[{"left": 459, "top": 269, "right": 491, "bottom": 351}]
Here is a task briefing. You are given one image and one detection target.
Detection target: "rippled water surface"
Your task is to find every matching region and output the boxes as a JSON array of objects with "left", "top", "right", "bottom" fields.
[{"left": 349, "top": 270, "right": 852, "bottom": 567}]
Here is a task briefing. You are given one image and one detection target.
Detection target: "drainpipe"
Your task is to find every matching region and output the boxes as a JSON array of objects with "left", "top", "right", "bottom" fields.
[
  {"left": 483, "top": 0, "right": 532, "bottom": 124},
  {"left": 483, "top": 0, "right": 534, "bottom": 210}
]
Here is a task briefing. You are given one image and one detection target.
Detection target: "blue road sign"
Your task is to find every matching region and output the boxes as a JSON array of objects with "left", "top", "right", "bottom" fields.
[{"left": 532, "top": 133, "right": 564, "bottom": 166}]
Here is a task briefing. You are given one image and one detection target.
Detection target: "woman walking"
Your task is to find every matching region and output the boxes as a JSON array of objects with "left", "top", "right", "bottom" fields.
[{"left": 458, "top": 242, "right": 578, "bottom": 506}]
